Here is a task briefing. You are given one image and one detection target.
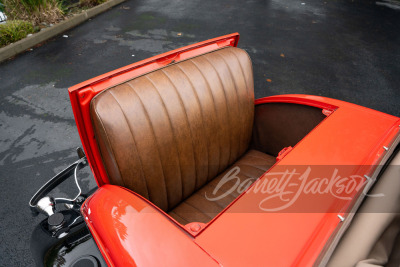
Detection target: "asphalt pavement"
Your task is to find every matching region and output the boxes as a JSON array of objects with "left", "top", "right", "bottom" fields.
[{"left": 0, "top": 0, "right": 399, "bottom": 265}]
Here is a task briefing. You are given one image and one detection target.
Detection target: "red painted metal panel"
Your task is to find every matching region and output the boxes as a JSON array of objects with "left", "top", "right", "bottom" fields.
[
  {"left": 194, "top": 95, "right": 400, "bottom": 266},
  {"left": 82, "top": 185, "right": 219, "bottom": 266}
]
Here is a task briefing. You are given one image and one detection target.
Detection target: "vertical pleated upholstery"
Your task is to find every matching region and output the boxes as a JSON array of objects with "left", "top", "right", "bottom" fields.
[{"left": 90, "top": 47, "right": 255, "bottom": 212}]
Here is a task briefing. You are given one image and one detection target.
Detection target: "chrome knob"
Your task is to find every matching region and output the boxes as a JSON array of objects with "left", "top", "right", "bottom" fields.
[{"left": 36, "top": 196, "right": 55, "bottom": 216}]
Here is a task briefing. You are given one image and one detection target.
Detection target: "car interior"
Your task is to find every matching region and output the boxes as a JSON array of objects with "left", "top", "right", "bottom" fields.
[{"left": 89, "top": 46, "right": 326, "bottom": 225}]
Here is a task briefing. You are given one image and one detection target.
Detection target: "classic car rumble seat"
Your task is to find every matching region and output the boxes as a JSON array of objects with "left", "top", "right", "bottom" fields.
[{"left": 90, "top": 47, "right": 276, "bottom": 224}]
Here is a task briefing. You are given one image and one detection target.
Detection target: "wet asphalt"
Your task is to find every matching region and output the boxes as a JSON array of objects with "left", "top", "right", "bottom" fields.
[{"left": 0, "top": 0, "right": 399, "bottom": 265}]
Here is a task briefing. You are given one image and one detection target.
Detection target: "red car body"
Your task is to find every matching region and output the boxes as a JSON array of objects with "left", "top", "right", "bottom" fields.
[{"left": 67, "top": 33, "right": 400, "bottom": 266}]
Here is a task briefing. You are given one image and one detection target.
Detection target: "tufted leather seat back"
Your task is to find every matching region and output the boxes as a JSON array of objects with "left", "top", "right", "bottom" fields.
[{"left": 90, "top": 47, "right": 254, "bottom": 211}]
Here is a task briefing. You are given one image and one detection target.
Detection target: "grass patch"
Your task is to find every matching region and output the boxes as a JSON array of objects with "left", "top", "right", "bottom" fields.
[
  {"left": 0, "top": 0, "right": 108, "bottom": 49},
  {"left": 0, "top": 20, "right": 37, "bottom": 47},
  {"left": 1, "top": 0, "right": 64, "bottom": 26},
  {"left": 79, "top": 0, "right": 106, "bottom": 7}
]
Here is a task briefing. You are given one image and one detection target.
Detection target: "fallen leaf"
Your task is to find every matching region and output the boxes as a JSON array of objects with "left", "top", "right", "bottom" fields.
[
  {"left": 280, "top": 53, "right": 285, "bottom": 58},
  {"left": 177, "top": 32, "right": 182, "bottom": 36},
  {"left": 266, "top": 79, "right": 272, "bottom": 82}
]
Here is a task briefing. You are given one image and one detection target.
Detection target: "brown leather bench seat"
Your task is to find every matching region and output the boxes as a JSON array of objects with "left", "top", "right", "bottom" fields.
[{"left": 90, "top": 47, "right": 276, "bottom": 225}]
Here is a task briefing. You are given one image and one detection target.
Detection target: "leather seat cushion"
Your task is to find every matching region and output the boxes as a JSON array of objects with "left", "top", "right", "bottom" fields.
[
  {"left": 168, "top": 149, "right": 276, "bottom": 224},
  {"left": 90, "top": 47, "right": 255, "bottom": 212}
]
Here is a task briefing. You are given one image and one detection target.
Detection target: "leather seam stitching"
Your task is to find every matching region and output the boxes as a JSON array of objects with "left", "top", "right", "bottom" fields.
[
  {"left": 228, "top": 49, "right": 254, "bottom": 154},
  {"left": 126, "top": 82, "right": 169, "bottom": 210},
  {"left": 214, "top": 52, "right": 245, "bottom": 162},
  {"left": 108, "top": 90, "right": 150, "bottom": 199},
  {"left": 178, "top": 61, "right": 213, "bottom": 182},
  {"left": 92, "top": 93, "right": 124, "bottom": 186},
  {"left": 202, "top": 55, "right": 233, "bottom": 171},
  {"left": 91, "top": 47, "right": 231, "bottom": 102},
  {"left": 145, "top": 74, "right": 184, "bottom": 207},
  {"left": 158, "top": 68, "right": 199, "bottom": 193},
  {"left": 227, "top": 49, "right": 251, "bottom": 100}
]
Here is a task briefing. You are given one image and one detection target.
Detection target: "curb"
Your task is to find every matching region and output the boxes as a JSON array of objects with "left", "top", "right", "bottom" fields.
[{"left": 0, "top": 0, "right": 126, "bottom": 63}]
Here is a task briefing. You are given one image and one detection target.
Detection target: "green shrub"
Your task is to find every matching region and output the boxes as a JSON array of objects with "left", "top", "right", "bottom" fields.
[
  {"left": 2, "top": 0, "right": 63, "bottom": 26},
  {"left": 80, "top": 0, "right": 107, "bottom": 8},
  {"left": 0, "top": 20, "right": 36, "bottom": 47}
]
